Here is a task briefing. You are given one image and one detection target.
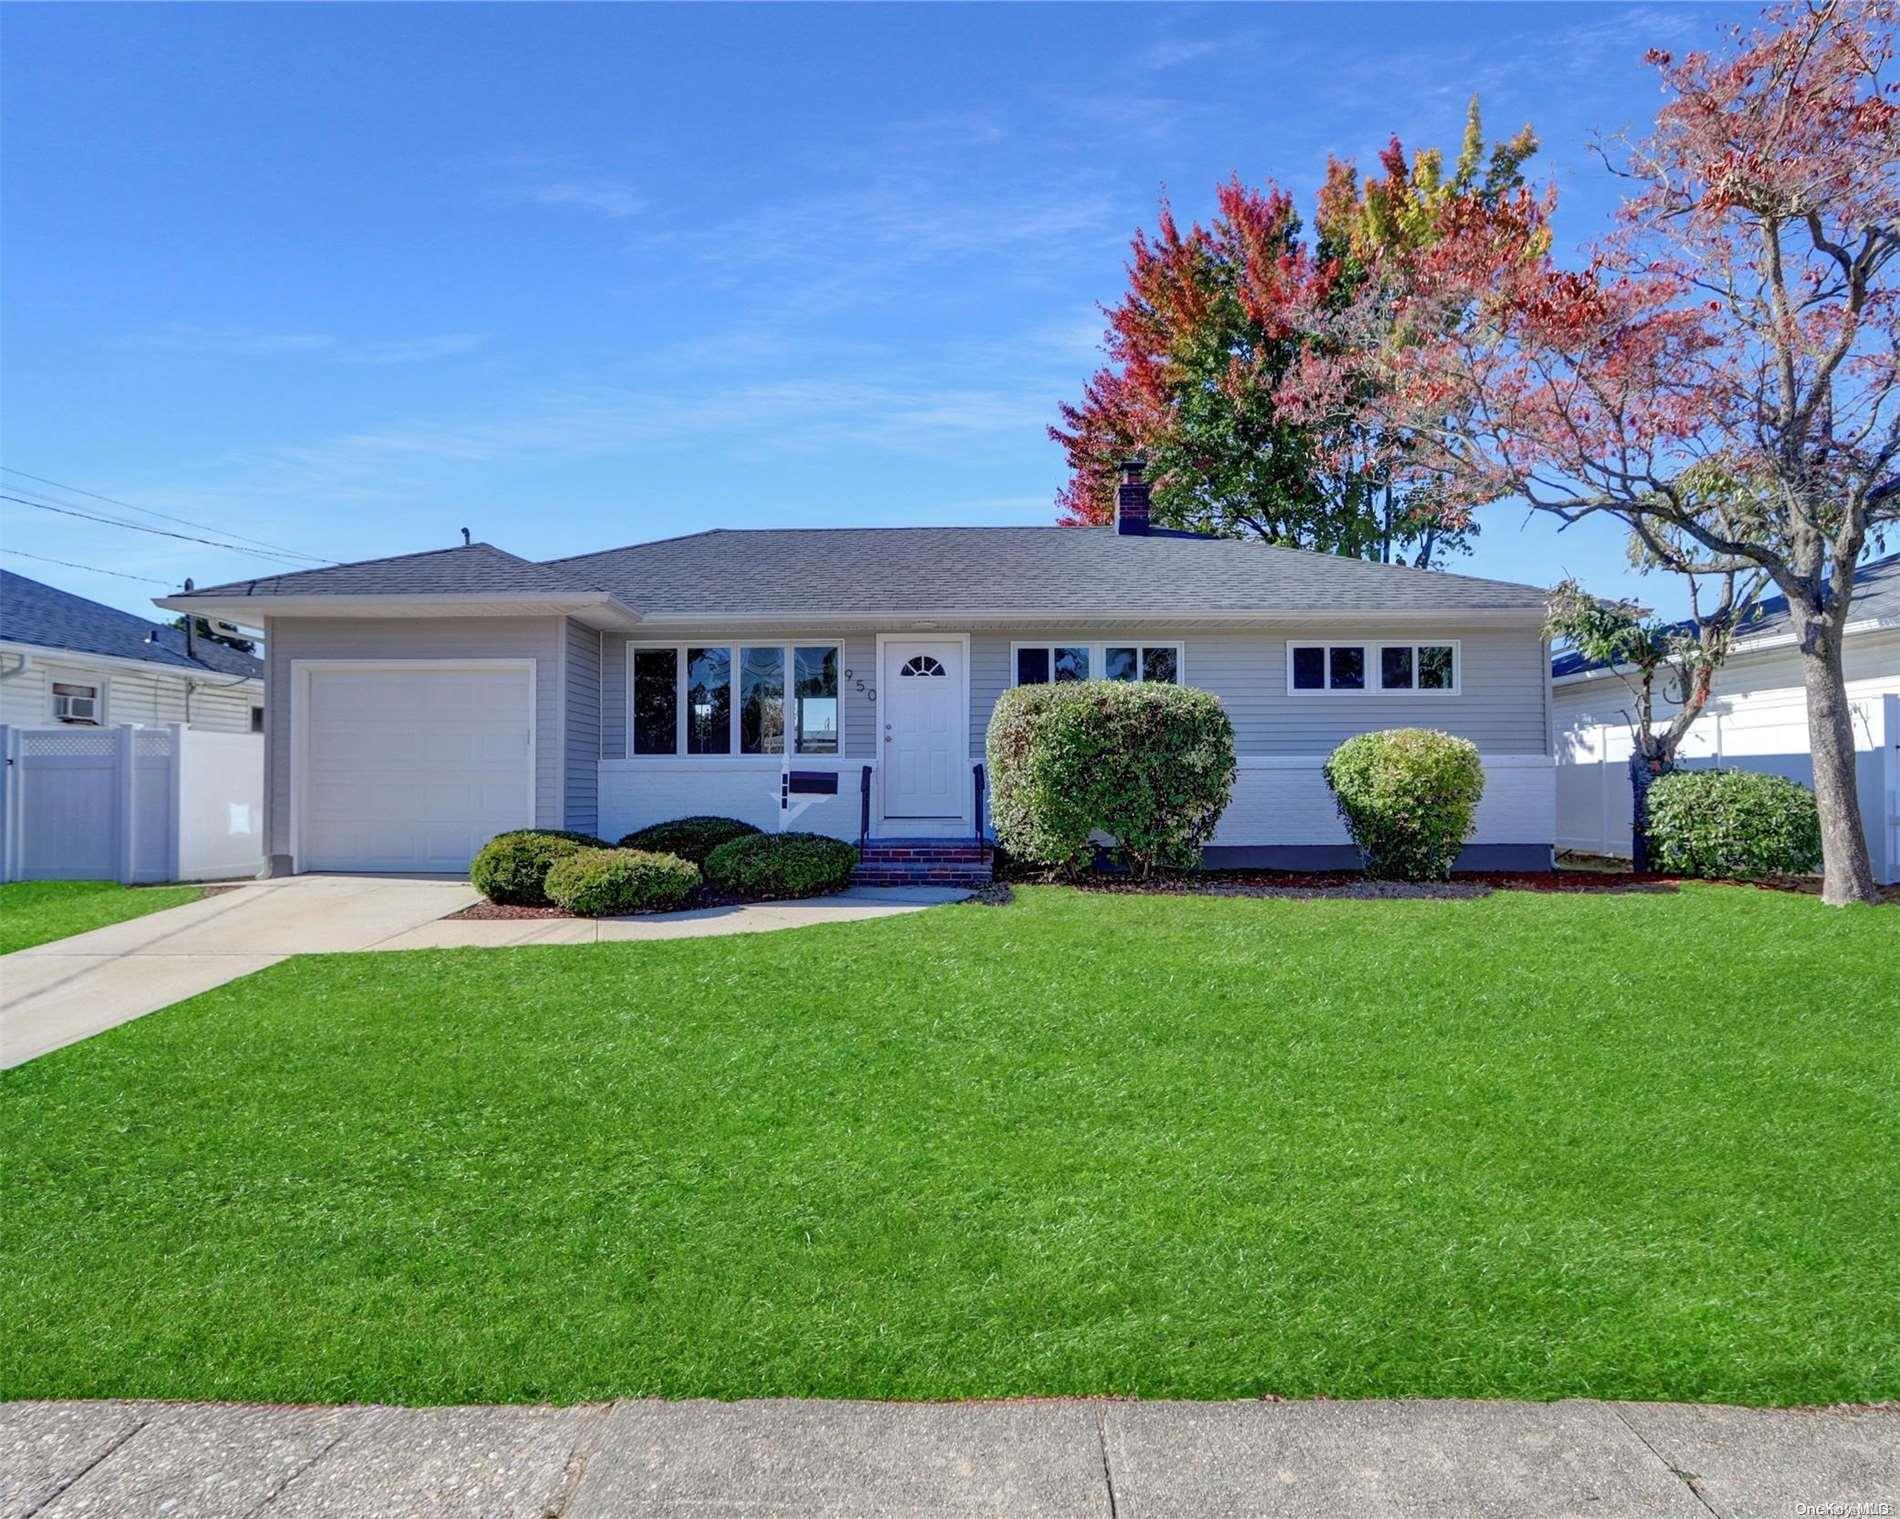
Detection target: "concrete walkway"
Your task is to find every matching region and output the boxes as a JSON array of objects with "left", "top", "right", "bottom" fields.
[
  {"left": 365, "top": 884, "right": 972, "bottom": 949},
  {"left": 3, "top": 1397, "right": 1891, "bottom": 1518},
  {"left": 0, "top": 877, "right": 967, "bottom": 1069}
]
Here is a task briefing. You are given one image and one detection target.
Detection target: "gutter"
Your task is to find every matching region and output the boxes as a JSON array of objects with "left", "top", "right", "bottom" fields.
[
  {"left": 0, "top": 639, "right": 265, "bottom": 687},
  {"left": 153, "top": 590, "right": 643, "bottom": 631},
  {"left": 1551, "top": 615, "right": 1900, "bottom": 687}
]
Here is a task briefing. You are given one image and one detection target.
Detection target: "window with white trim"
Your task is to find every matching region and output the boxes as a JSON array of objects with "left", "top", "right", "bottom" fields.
[
  {"left": 1014, "top": 644, "right": 1091, "bottom": 684},
  {"left": 1378, "top": 642, "right": 1458, "bottom": 692},
  {"left": 629, "top": 642, "right": 843, "bottom": 757},
  {"left": 1287, "top": 641, "right": 1459, "bottom": 693},
  {"left": 52, "top": 681, "right": 101, "bottom": 725},
  {"left": 1012, "top": 641, "right": 1183, "bottom": 686}
]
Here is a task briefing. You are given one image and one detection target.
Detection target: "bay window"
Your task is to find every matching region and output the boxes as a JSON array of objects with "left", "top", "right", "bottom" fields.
[{"left": 630, "top": 642, "right": 843, "bottom": 757}]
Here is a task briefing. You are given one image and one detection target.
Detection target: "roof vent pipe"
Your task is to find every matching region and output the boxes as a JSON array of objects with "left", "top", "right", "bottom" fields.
[
  {"left": 461, "top": 527, "right": 471, "bottom": 547},
  {"left": 1114, "top": 457, "right": 1151, "bottom": 536}
]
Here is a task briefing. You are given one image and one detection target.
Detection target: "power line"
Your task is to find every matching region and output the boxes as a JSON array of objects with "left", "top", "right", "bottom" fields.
[
  {"left": 0, "top": 466, "right": 335, "bottom": 564},
  {"left": 0, "top": 492, "right": 323, "bottom": 567},
  {"left": 0, "top": 548, "right": 173, "bottom": 585}
]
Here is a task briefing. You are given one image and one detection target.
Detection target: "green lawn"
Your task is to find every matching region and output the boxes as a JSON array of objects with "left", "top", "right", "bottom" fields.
[
  {"left": 0, "top": 880, "right": 202, "bottom": 955},
  {"left": 1, "top": 884, "right": 1893, "bottom": 1408}
]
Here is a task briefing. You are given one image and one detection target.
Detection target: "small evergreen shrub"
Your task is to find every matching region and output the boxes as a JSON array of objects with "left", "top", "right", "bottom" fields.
[
  {"left": 617, "top": 815, "right": 763, "bottom": 864},
  {"left": 1645, "top": 768, "right": 1822, "bottom": 879},
  {"left": 986, "top": 680, "right": 1237, "bottom": 876},
  {"left": 1323, "top": 729, "right": 1485, "bottom": 881},
  {"left": 544, "top": 848, "right": 700, "bottom": 916},
  {"left": 702, "top": 831, "right": 858, "bottom": 899},
  {"left": 470, "top": 829, "right": 607, "bottom": 906}
]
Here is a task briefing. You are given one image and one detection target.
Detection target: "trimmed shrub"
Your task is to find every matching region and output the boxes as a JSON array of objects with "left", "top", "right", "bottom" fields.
[
  {"left": 1323, "top": 729, "right": 1485, "bottom": 881},
  {"left": 617, "top": 815, "right": 763, "bottom": 864},
  {"left": 1645, "top": 768, "right": 1822, "bottom": 879},
  {"left": 544, "top": 848, "right": 700, "bottom": 916},
  {"left": 470, "top": 829, "right": 607, "bottom": 906},
  {"left": 702, "top": 831, "right": 858, "bottom": 900},
  {"left": 986, "top": 680, "right": 1237, "bottom": 876}
]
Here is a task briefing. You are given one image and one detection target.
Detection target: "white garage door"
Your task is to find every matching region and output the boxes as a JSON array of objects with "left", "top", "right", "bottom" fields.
[{"left": 300, "top": 663, "right": 534, "bottom": 873}]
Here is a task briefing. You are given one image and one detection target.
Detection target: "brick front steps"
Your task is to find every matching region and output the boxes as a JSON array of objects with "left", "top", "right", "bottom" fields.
[{"left": 852, "top": 838, "right": 994, "bottom": 888}]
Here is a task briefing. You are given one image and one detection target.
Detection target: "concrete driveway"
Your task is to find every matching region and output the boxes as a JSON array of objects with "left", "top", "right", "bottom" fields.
[
  {"left": 0, "top": 875, "right": 478, "bottom": 1070},
  {"left": 1, "top": 877, "right": 971, "bottom": 1069}
]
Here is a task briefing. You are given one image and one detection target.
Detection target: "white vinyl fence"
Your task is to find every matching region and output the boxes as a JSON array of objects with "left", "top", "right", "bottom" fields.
[
  {"left": 0, "top": 723, "right": 265, "bottom": 884},
  {"left": 1555, "top": 691, "right": 1898, "bottom": 883}
]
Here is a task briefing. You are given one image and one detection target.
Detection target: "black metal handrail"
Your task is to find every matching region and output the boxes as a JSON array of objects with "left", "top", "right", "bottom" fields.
[
  {"left": 859, "top": 765, "right": 873, "bottom": 850},
  {"left": 972, "top": 761, "right": 986, "bottom": 845}
]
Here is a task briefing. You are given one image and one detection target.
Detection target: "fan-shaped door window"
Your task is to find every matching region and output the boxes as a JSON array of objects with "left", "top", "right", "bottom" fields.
[{"left": 898, "top": 654, "right": 947, "bottom": 678}]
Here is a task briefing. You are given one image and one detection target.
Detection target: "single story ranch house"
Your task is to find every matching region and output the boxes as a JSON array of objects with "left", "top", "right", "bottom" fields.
[{"left": 159, "top": 473, "right": 1558, "bottom": 878}]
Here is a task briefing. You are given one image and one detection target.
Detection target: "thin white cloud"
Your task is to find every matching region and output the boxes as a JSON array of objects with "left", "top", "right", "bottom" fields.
[
  {"left": 491, "top": 153, "right": 647, "bottom": 219},
  {"left": 342, "top": 333, "right": 490, "bottom": 366},
  {"left": 122, "top": 324, "right": 487, "bottom": 366},
  {"left": 517, "top": 177, "right": 647, "bottom": 219},
  {"left": 1136, "top": 38, "right": 1223, "bottom": 71}
]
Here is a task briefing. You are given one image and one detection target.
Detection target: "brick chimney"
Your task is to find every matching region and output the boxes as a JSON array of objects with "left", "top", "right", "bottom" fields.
[{"left": 1114, "top": 456, "right": 1151, "bottom": 536}]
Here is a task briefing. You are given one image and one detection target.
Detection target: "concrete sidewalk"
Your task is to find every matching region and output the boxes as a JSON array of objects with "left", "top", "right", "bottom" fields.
[{"left": 3, "top": 1397, "right": 1892, "bottom": 1518}]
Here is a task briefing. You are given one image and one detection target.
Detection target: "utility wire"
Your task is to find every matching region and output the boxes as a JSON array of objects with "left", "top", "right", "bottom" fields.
[
  {"left": 0, "top": 547, "right": 174, "bottom": 585},
  {"left": 0, "top": 466, "right": 336, "bottom": 564},
  {"left": 1, "top": 492, "right": 324, "bottom": 568}
]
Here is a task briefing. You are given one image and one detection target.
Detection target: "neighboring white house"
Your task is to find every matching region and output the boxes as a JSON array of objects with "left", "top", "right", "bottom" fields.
[
  {"left": 1551, "top": 553, "right": 1900, "bottom": 884},
  {"left": 0, "top": 569, "right": 269, "bottom": 882},
  {"left": 1, "top": 569, "right": 265, "bottom": 732},
  {"left": 156, "top": 466, "right": 1562, "bottom": 883}
]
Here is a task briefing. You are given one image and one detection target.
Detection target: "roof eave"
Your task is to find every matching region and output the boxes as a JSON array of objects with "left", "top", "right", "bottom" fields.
[
  {"left": 1551, "top": 613, "right": 1900, "bottom": 685},
  {"left": 0, "top": 637, "right": 264, "bottom": 684},
  {"left": 628, "top": 605, "right": 1550, "bottom": 629},
  {"left": 153, "top": 591, "right": 643, "bottom": 631}
]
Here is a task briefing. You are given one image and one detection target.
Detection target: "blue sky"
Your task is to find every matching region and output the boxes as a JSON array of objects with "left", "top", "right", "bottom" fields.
[{"left": 2, "top": 1, "right": 1760, "bottom": 622}]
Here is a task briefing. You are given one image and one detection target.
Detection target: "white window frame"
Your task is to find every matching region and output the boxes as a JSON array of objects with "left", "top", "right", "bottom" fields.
[
  {"left": 1375, "top": 640, "right": 1462, "bottom": 695},
  {"left": 49, "top": 676, "right": 106, "bottom": 725},
  {"left": 1286, "top": 640, "right": 1461, "bottom": 696},
  {"left": 625, "top": 640, "right": 847, "bottom": 761},
  {"left": 1008, "top": 640, "right": 1187, "bottom": 687}
]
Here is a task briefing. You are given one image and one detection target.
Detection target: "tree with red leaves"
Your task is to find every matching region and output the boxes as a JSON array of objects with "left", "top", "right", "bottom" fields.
[
  {"left": 1051, "top": 101, "right": 1535, "bottom": 566},
  {"left": 1374, "top": 0, "right": 1897, "bottom": 904}
]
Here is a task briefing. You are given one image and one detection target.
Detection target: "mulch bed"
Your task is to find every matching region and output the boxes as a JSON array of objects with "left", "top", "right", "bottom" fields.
[
  {"left": 993, "top": 861, "right": 1896, "bottom": 904},
  {"left": 449, "top": 869, "right": 1893, "bottom": 917},
  {"left": 447, "top": 885, "right": 764, "bottom": 921}
]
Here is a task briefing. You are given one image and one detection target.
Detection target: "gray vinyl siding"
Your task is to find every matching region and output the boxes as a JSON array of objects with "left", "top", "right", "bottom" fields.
[
  {"left": 601, "top": 631, "right": 877, "bottom": 760},
  {"left": 264, "top": 616, "right": 565, "bottom": 859},
  {"left": 969, "top": 627, "right": 1550, "bottom": 758},
  {"left": 564, "top": 618, "right": 601, "bottom": 836}
]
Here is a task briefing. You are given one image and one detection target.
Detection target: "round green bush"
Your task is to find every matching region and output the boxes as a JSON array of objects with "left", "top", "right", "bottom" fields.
[
  {"left": 469, "top": 829, "right": 607, "bottom": 906},
  {"left": 544, "top": 848, "right": 701, "bottom": 916},
  {"left": 1645, "top": 768, "right": 1822, "bottom": 879},
  {"left": 616, "top": 815, "right": 763, "bottom": 864},
  {"left": 986, "top": 680, "right": 1237, "bottom": 876},
  {"left": 702, "top": 831, "right": 858, "bottom": 900},
  {"left": 1323, "top": 729, "right": 1485, "bottom": 881}
]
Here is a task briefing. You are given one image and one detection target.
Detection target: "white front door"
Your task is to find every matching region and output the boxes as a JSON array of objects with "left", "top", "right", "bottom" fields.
[{"left": 882, "top": 640, "right": 963, "bottom": 819}]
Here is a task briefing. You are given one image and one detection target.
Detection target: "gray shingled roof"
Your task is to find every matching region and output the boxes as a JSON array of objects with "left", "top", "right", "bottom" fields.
[
  {"left": 2, "top": 570, "right": 264, "bottom": 679},
  {"left": 180, "top": 541, "right": 600, "bottom": 599},
  {"left": 167, "top": 526, "right": 1553, "bottom": 616},
  {"left": 558, "top": 527, "right": 1552, "bottom": 614},
  {"left": 1552, "top": 552, "right": 1900, "bottom": 678}
]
